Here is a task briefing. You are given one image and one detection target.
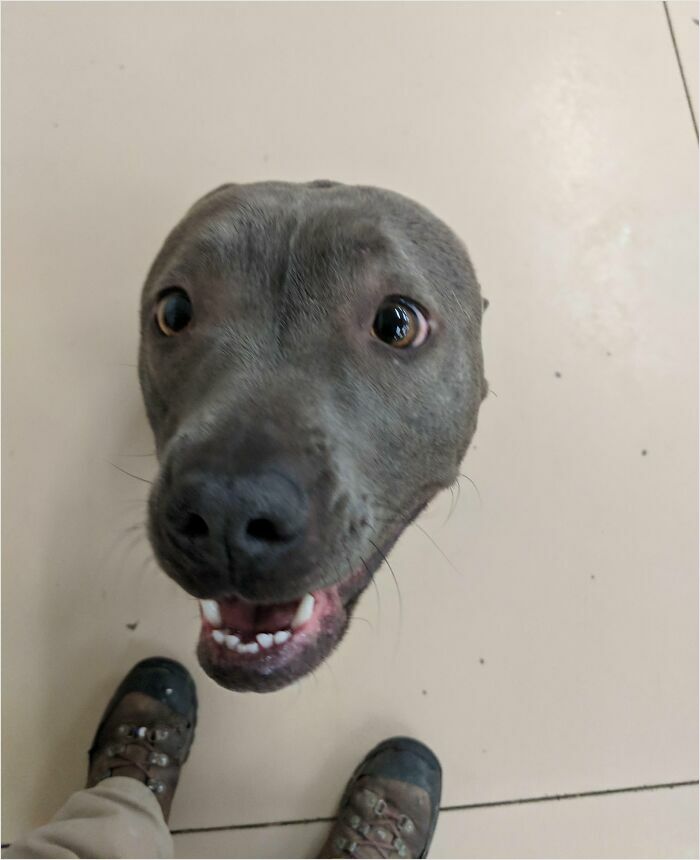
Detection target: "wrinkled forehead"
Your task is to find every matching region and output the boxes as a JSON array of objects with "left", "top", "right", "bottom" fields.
[{"left": 142, "top": 189, "right": 441, "bottom": 309}]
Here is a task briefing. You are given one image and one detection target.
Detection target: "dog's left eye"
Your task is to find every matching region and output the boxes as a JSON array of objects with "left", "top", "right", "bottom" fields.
[
  {"left": 372, "top": 297, "right": 430, "bottom": 348},
  {"left": 155, "top": 289, "right": 193, "bottom": 336}
]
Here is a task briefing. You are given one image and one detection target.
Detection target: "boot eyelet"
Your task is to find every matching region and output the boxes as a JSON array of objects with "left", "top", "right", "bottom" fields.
[
  {"left": 374, "top": 798, "right": 386, "bottom": 815},
  {"left": 116, "top": 724, "right": 132, "bottom": 737},
  {"left": 149, "top": 752, "right": 170, "bottom": 767},
  {"left": 105, "top": 744, "right": 124, "bottom": 757},
  {"left": 360, "top": 789, "right": 378, "bottom": 809},
  {"left": 146, "top": 778, "right": 166, "bottom": 795},
  {"left": 151, "top": 727, "right": 170, "bottom": 742},
  {"left": 398, "top": 814, "right": 415, "bottom": 834}
]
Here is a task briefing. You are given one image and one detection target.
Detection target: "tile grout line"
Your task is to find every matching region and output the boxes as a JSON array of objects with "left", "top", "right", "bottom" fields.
[
  {"left": 439, "top": 779, "right": 699, "bottom": 814},
  {"left": 662, "top": 0, "right": 699, "bottom": 141},
  {"left": 166, "top": 779, "right": 699, "bottom": 837}
]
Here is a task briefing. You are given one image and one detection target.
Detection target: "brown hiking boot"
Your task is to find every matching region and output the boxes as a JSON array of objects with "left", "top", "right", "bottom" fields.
[
  {"left": 319, "top": 736, "right": 442, "bottom": 859},
  {"left": 87, "top": 657, "right": 197, "bottom": 821}
]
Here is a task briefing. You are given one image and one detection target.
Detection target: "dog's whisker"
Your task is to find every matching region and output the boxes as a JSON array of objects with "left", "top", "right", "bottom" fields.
[
  {"left": 359, "top": 555, "right": 382, "bottom": 631},
  {"left": 443, "top": 478, "right": 462, "bottom": 525},
  {"left": 109, "top": 462, "right": 154, "bottom": 486},
  {"left": 368, "top": 512, "right": 461, "bottom": 580},
  {"left": 368, "top": 538, "right": 402, "bottom": 661},
  {"left": 444, "top": 485, "right": 456, "bottom": 525},
  {"left": 458, "top": 471, "right": 482, "bottom": 507}
]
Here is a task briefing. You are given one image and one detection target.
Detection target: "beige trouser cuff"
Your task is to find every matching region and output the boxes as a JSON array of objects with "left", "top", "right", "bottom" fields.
[{"left": 2, "top": 777, "right": 173, "bottom": 859}]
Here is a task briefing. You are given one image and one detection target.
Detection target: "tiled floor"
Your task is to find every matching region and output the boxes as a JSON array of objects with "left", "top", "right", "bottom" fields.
[{"left": 2, "top": 2, "right": 697, "bottom": 858}]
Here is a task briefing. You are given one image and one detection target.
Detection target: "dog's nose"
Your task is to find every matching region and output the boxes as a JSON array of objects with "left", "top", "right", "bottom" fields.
[{"left": 166, "top": 470, "right": 309, "bottom": 569}]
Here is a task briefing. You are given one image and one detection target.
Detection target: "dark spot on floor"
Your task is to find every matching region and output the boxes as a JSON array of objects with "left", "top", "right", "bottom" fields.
[
  {"left": 641, "top": 449, "right": 647, "bottom": 456},
  {"left": 590, "top": 574, "right": 596, "bottom": 580},
  {"left": 606, "top": 351, "right": 612, "bottom": 356},
  {"left": 126, "top": 621, "right": 139, "bottom": 631},
  {"left": 118, "top": 64, "right": 125, "bottom": 70},
  {"left": 554, "top": 371, "right": 562, "bottom": 378},
  {"left": 479, "top": 658, "right": 485, "bottom": 665},
  {"left": 422, "top": 689, "right": 427, "bottom": 696},
  {"left": 52, "top": 122, "right": 59, "bottom": 129}
]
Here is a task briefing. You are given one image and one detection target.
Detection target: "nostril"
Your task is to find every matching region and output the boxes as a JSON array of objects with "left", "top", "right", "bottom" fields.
[
  {"left": 246, "top": 517, "right": 289, "bottom": 544},
  {"left": 181, "top": 513, "right": 209, "bottom": 539}
]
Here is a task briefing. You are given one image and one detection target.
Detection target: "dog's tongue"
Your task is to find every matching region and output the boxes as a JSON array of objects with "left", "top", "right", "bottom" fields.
[{"left": 217, "top": 596, "right": 299, "bottom": 634}]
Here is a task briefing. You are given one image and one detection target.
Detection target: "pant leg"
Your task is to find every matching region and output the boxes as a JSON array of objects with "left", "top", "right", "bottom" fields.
[{"left": 2, "top": 777, "right": 174, "bottom": 859}]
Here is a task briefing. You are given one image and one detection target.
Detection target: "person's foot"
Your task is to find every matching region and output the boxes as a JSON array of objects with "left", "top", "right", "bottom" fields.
[
  {"left": 86, "top": 656, "right": 197, "bottom": 821},
  {"left": 319, "top": 736, "right": 442, "bottom": 859}
]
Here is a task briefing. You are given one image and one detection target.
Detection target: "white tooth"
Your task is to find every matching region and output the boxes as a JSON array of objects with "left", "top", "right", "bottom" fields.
[
  {"left": 256, "top": 633, "right": 273, "bottom": 649},
  {"left": 212, "top": 629, "right": 225, "bottom": 644},
  {"left": 236, "top": 642, "right": 260, "bottom": 655},
  {"left": 291, "top": 593, "right": 315, "bottom": 629},
  {"left": 200, "top": 600, "right": 222, "bottom": 627},
  {"left": 274, "top": 630, "right": 291, "bottom": 645},
  {"left": 225, "top": 634, "right": 240, "bottom": 650}
]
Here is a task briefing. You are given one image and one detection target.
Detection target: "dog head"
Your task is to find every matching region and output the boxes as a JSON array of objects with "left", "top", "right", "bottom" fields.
[{"left": 139, "top": 180, "right": 486, "bottom": 692}]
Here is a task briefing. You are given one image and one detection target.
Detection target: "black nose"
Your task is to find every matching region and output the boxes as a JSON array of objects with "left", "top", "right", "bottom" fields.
[{"left": 166, "top": 469, "right": 309, "bottom": 570}]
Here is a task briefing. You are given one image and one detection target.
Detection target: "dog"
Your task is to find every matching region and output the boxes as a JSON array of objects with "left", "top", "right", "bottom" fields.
[{"left": 138, "top": 180, "right": 487, "bottom": 693}]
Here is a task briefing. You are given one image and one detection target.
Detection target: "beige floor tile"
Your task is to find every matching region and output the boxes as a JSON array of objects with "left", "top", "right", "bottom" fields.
[
  {"left": 171, "top": 786, "right": 699, "bottom": 859},
  {"left": 666, "top": 1, "right": 699, "bottom": 126},
  {"left": 3, "top": 1, "right": 697, "bottom": 853},
  {"left": 430, "top": 786, "right": 700, "bottom": 859}
]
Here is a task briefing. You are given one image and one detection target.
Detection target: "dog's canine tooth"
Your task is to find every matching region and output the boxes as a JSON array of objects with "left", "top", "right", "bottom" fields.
[
  {"left": 274, "top": 630, "right": 291, "bottom": 645},
  {"left": 291, "top": 593, "right": 315, "bottom": 629},
  {"left": 200, "top": 599, "right": 222, "bottom": 627},
  {"left": 212, "top": 629, "right": 225, "bottom": 644},
  {"left": 256, "top": 633, "right": 274, "bottom": 649},
  {"left": 225, "top": 634, "right": 240, "bottom": 650}
]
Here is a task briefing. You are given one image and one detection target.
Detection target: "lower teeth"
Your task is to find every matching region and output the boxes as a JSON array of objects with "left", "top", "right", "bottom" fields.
[{"left": 211, "top": 628, "right": 291, "bottom": 653}]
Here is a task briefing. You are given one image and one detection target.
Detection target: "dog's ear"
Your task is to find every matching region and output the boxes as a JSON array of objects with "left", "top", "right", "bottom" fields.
[
  {"left": 196, "top": 183, "right": 235, "bottom": 205},
  {"left": 481, "top": 377, "right": 489, "bottom": 401},
  {"left": 482, "top": 296, "right": 490, "bottom": 311},
  {"left": 185, "top": 184, "right": 237, "bottom": 219}
]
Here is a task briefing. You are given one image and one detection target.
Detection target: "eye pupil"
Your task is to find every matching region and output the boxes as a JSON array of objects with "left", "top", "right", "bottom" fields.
[
  {"left": 374, "top": 305, "right": 411, "bottom": 344},
  {"left": 156, "top": 290, "right": 192, "bottom": 335},
  {"left": 163, "top": 295, "right": 190, "bottom": 330},
  {"left": 372, "top": 297, "right": 429, "bottom": 348}
]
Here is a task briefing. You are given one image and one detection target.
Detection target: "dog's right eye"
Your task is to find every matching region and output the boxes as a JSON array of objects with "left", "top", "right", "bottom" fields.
[{"left": 155, "top": 289, "right": 193, "bottom": 336}]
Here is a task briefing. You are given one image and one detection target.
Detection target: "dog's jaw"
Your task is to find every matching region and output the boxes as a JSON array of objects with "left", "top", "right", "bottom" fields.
[{"left": 195, "top": 568, "right": 368, "bottom": 693}]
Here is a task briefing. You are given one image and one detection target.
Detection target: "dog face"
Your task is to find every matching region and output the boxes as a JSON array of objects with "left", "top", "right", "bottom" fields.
[{"left": 139, "top": 180, "right": 486, "bottom": 692}]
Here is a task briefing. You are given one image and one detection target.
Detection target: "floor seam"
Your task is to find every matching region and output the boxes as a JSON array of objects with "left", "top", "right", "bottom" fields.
[
  {"left": 662, "top": 0, "right": 699, "bottom": 140},
  {"left": 167, "top": 779, "right": 699, "bottom": 836}
]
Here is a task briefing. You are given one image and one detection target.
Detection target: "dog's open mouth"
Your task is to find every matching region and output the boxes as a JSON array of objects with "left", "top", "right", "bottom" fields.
[{"left": 195, "top": 565, "right": 370, "bottom": 692}]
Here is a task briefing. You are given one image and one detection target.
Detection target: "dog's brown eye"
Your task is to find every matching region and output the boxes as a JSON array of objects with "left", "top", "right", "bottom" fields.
[
  {"left": 155, "top": 289, "right": 193, "bottom": 336},
  {"left": 372, "top": 297, "right": 429, "bottom": 348}
]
